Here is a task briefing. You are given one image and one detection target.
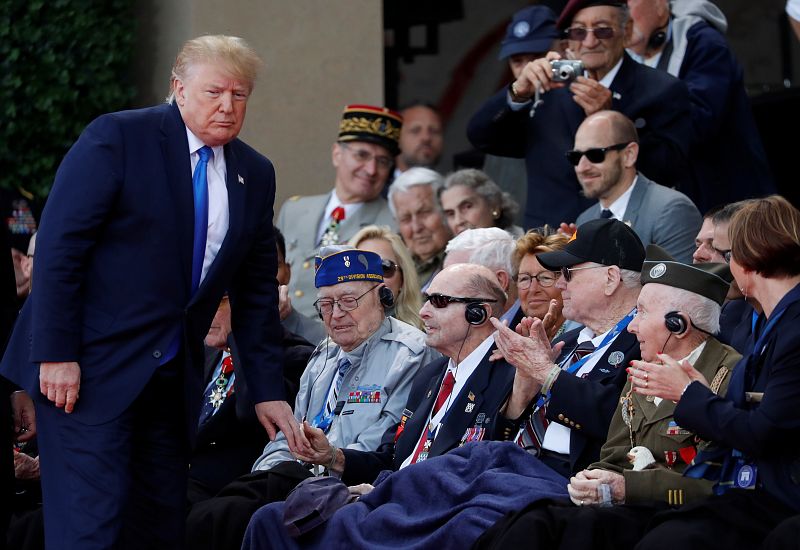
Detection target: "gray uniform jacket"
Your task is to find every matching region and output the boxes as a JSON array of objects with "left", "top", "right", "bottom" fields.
[
  {"left": 276, "top": 192, "right": 396, "bottom": 318},
  {"left": 252, "top": 316, "right": 439, "bottom": 471},
  {"left": 575, "top": 173, "right": 701, "bottom": 264}
]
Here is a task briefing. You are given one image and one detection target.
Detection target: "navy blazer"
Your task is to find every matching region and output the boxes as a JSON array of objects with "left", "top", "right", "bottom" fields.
[
  {"left": 676, "top": 294, "right": 800, "bottom": 512},
  {"left": 342, "top": 347, "right": 515, "bottom": 486},
  {"left": 490, "top": 326, "right": 640, "bottom": 474},
  {"left": 467, "top": 53, "right": 692, "bottom": 229},
  {"left": 0, "top": 103, "right": 284, "bottom": 427}
]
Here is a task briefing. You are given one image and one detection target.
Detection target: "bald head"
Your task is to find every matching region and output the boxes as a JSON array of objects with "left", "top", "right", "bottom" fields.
[{"left": 573, "top": 111, "right": 639, "bottom": 206}]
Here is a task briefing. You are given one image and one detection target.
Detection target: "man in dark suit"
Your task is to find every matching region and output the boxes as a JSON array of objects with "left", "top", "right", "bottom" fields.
[
  {"left": 490, "top": 218, "right": 643, "bottom": 476},
  {"left": 188, "top": 294, "right": 315, "bottom": 505},
  {"left": 467, "top": 0, "right": 692, "bottom": 229},
  {"left": 572, "top": 111, "right": 701, "bottom": 263},
  {"left": 0, "top": 35, "right": 301, "bottom": 549},
  {"left": 293, "top": 263, "right": 515, "bottom": 484}
]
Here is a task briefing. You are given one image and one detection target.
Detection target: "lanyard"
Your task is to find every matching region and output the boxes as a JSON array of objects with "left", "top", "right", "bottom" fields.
[{"left": 561, "top": 308, "right": 636, "bottom": 375}]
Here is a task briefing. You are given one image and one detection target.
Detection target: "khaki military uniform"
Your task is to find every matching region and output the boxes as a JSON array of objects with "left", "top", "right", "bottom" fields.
[{"left": 589, "top": 337, "right": 742, "bottom": 505}]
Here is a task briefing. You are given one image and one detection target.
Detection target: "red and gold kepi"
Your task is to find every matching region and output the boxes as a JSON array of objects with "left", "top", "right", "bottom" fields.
[{"left": 338, "top": 104, "right": 403, "bottom": 157}]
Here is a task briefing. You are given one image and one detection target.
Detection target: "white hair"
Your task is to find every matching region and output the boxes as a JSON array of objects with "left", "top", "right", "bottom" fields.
[
  {"left": 659, "top": 285, "right": 721, "bottom": 335},
  {"left": 444, "top": 228, "right": 515, "bottom": 274},
  {"left": 387, "top": 167, "right": 444, "bottom": 217},
  {"left": 619, "top": 268, "right": 642, "bottom": 289}
]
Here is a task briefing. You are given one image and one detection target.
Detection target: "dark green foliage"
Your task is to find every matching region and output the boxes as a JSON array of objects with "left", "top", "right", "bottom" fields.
[{"left": 0, "top": 0, "right": 136, "bottom": 198}]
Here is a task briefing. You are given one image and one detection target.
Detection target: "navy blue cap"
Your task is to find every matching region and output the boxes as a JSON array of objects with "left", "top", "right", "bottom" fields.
[
  {"left": 499, "top": 5, "right": 559, "bottom": 60},
  {"left": 315, "top": 246, "right": 384, "bottom": 288}
]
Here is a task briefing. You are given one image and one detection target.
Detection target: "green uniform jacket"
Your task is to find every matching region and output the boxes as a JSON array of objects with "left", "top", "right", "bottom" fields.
[{"left": 589, "top": 337, "right": 741, "bottom": 506}]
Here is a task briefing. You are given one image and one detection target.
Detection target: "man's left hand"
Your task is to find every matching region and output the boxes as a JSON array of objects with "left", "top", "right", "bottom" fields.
[
  {"left": 255, "top": 400, "right": 306, "bottom": 455},
  {"left": 570, "top": 76, "right": 613, "bottom": 116}
]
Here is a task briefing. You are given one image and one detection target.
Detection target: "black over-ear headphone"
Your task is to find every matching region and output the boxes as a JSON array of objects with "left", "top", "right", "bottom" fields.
[
  {"left": 378, "top": 286, "right": 394, "bottom": 308},
  {"left": 664, "top": 311, "right": 688, "bottom": 335},
  {"left": 465, "top": 302, "right": 488, "bottom": 326},
  {"left": 647, "top": 29, "right": 667, "bottom": 50}
]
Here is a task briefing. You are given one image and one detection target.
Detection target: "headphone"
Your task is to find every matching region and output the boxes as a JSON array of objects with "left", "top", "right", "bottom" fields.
[
  {"left": 465, "top": 302, "right": 489, "bottom": 326},
  {"left": 664, "top": 311, "right": 687, "bottom": 335},
  {"left": 379, "top": 286, "right": 395, "bottom": 309},
  {"left": 647, "top": 29, "right": 667, "bottom": 50}
]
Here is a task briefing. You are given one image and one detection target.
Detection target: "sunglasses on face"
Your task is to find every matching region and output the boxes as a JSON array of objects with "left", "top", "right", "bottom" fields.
[
  {"left": 516, "top": 271, "right": 560, "bottom": 289},
  {"left": 565, "top": 142, "right": 629, "bottom": 166},
  {"left": 560, "top": 264, "right": 606, "bottom": 283},
  {"left": 381, "top": 258, "right": 401, "bottom": 278},
  {"left": 422, "top": 293, "right": 498, "bottom": 309},
  {"left": 564, "top": 26, "right": 616, "bottom": 41}
]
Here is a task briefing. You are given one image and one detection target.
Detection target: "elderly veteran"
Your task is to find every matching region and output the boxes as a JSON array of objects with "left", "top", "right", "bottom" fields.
[
  {"left": 490, "top": 218, "right": 643, "bottom": 477},
  {"left": 626, "top": 196, "right": 800, "bottom": 549},
  {"left": 186, "top": 246, "right": 437, "bottom": 550},
  {"left": 277, "top": 105, "right": 401, "bottom": 318},
  {"left": 474, "top": 244, "right": 741, "bottom": 549}
]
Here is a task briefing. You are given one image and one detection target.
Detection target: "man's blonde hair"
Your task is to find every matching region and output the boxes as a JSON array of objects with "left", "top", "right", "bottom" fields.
[{"left": 166, "top": 35, "right": 262, "bottom": 103}]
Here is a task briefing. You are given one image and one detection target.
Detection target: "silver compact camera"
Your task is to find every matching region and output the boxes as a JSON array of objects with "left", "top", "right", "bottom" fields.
[{"left": 551, "top": 60, "right": 585, "bottom": 82}]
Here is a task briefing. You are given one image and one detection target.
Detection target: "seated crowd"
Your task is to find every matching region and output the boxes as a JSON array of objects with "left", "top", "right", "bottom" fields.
[{"left": 6, "top": 1, "right": 798, "bottom": 549}]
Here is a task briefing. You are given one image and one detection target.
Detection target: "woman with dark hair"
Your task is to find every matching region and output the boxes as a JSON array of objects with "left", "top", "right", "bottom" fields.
[
  {"left": 626, "top": 195, "right": 800, "bottom": 548},
  {"left": 439, "top": 169, "right": 523, "bottom": 238}
]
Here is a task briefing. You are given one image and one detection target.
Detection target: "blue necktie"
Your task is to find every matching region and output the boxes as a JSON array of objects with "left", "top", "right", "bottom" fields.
[
  {"left": 192, "top": 146, "right": 213, "bottom": 293},
  {"left": 312, "top": 358, "right": 351, "bottom": 433}
]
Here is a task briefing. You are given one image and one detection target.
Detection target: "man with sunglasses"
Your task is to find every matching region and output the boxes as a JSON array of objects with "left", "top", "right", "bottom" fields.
[
  {"left": 489, "top": 218, "right": 643, "bottom": 477},
  {"left": 572, "top": 110, "right": 701, "bottom": 263},
  {"left": 287, "top": 263, "right": 515, "bottom": 487},
  {"left": 467, "top": 0, "right": 692, "bottom": 230},
  {"left": 186, "top": 246, "right": 436, "bottom": 550},
  {"left": 276, "top": 105, "right": 401, "bottom": 320}
]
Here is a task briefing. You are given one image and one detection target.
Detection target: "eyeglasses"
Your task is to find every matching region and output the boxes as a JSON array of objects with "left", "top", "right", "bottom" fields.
[
  {"left": 516, "top": 271, "right": 560, "bottom": 289},
  {"left": 381, "top": 258, "right": 402, "bottom": 278},
  {"left": 713, "top": 247, "right": 732, "bottom": 263},
  {"left": 339, "top": 142, "right": 393, "bottom": 170},
  {"left": 564, "top": 26, "right": 616, "bottom": 41},
  {"left": 314, "top": 284, "right": 380, "bottom": 316},
  {"left": 423, "top": 293, "right": 498, "bottom": 309},
  {"left": 560, "top": 264, "right": 606, "bottom": 283},
  {"left": 565, "top": 143, "right": 630, "bottom": 166}
]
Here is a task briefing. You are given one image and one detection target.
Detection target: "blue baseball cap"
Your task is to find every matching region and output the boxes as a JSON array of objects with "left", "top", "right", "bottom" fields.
[
  {"left": 314, "top": 246, "right": 384, "bottom": 288},
  {"left": 498, "top": 5, "right": 559, "bottom": 60}
]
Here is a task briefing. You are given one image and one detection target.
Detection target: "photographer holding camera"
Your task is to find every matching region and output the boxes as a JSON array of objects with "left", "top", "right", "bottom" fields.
[{"left": 468, "top": 0, "right": 693, "bottom": 231}]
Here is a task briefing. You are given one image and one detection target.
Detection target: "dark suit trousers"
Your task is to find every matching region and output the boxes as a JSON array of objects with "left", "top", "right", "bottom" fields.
[{"left": 35, "top": 358, "right": 189, "bottom": 550}]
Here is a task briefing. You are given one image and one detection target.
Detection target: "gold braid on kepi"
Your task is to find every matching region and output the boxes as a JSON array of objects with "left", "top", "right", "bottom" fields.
[{"left": 337, "top": 104, "right": 403, "bottom": 156}]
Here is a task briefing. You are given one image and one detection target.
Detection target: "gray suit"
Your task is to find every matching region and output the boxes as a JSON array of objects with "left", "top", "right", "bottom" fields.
[
  {"left": 575, "top": 174, "right": 701, "bottom": 264},
  {"left": 251, "top": 316, "right": 440, "bottom": 472},
  {"left": 276, "top": 192, "right": 396, "bottom": 317}
]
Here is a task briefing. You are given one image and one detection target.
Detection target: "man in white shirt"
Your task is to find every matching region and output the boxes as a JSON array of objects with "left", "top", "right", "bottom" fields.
[{"left": 572, "top": 110, "right": 701, "bottom": 263}]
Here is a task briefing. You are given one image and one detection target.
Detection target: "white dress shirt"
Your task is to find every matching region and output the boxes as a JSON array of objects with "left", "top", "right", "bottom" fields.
[{"left": 187, "top": 129, "right": 229, "bottom": 284}]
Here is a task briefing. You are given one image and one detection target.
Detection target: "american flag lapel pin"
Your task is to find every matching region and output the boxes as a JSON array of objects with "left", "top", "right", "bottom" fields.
[{"left": 238, "top": 174, "right": 245, "bottom": 185}]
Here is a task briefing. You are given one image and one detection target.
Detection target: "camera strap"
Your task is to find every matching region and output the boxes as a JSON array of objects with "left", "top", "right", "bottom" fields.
[{"left": 529, "top": 85, "right": 544, "bottom": 118}]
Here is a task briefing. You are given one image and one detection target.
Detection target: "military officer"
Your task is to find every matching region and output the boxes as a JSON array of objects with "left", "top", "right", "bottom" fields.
[{"left": 276, "top": 105, "right": 401, "bottom": 318}]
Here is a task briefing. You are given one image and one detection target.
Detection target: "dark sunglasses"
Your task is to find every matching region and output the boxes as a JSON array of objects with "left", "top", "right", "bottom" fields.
[
  {"left": 564, "top": 26, "right": 616, "bottom": 41},
  {"left": 423, "top": 293, "right": 498, "bottom": 309},
  {"left": 381, "top": 258, "right": 401, "bottom": 278},
  {"left": 560, "top": 264, "right": 606, "bottom": 283},
  {"left": 565, "top": 143, "right": 629, "bottom": 166}
]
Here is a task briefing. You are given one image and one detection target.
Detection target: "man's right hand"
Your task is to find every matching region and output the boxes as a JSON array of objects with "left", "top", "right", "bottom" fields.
[
  {"left": 511, "top": 51, "right": 566, "bottom": 99},
  {"left": 40, "top": 361, "right": 81, "bottom": 413}
]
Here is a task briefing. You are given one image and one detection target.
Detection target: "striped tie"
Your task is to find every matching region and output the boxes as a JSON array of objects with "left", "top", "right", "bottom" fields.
[{"left": 314, "top": 357, "right": 351, "bottom": 433}]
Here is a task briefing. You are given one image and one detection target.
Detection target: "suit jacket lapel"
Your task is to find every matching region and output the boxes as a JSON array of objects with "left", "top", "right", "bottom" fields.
[
  {"left": 398, "top": 362, "right": 447, "bottom": 460},
  {"left": 337, "top": 198, "right": 386, "bottom": 243},
  {"left": 623, "top": 174, "right": 649, "bottom": 227},
  {"left": 160, "top": 103, "right": 193, "bottom": 299},
  {"left": 430, "top": 348, "right": 496, "bottom": 456}
]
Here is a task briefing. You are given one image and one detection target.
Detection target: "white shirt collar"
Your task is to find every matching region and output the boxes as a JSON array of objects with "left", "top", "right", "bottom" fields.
[
  {"left": 185, "top": 128, "right": 224, "bottom": 162},
  {"left": 603, "top": 175, "right": 638, "bottom": 221},
  {"left": 598, "top": 56, "right": 624, "bottom": 88}
]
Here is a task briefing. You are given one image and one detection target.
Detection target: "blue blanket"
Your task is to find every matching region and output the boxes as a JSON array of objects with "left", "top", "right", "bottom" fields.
[{"left": 243, "top": 441, "right": 569, "bottom": 549}]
